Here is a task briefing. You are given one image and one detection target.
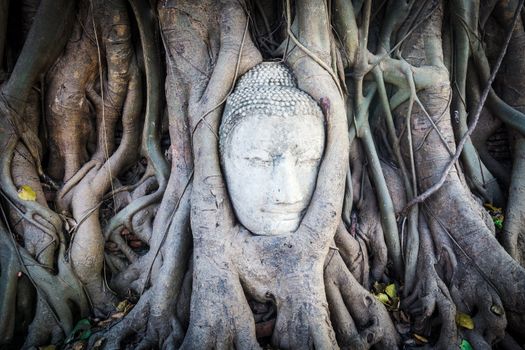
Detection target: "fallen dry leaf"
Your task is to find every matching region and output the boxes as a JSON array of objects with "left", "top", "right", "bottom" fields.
[{"left": 18, "top": 185, "right": 37, "bottom": 201}]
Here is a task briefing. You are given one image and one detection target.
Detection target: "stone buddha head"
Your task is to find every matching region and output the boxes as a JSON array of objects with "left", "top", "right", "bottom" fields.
[{"left": 220, "top": 62, "right": 325, "bottom": 236}]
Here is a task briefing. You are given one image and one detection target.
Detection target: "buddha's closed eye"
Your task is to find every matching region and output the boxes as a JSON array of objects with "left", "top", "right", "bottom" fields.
[
  {"left": 243, "top": 156, "right": 273, "bottom": 166},
  {"left": 297, "top": 157, "right": 321, "bottom": 165}
]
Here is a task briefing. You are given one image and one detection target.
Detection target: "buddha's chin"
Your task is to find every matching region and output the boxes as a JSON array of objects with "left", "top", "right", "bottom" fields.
[{"left": 244, "top": 214, "right": 302, "bottom": 236}]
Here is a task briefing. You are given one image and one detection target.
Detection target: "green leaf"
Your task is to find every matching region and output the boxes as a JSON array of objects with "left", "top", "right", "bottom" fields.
[
  {"left": 484, "top": 203, "right": 504, "bottom": 230},
  {"left": 79, "top": 329, "right": 92, "bottom": 340},
  {"left": 75, "top": 319, "right": 91, "bottom": 328},
  {"left": 385, "top": 283, "right": 397, "bottom": 299},
  {"left": 375, "top": 293, "right": 389, "bottom": 305},
  {"left": 460, "top": 339, "right": 473, "bottom": 350},
  {"left": 18, "top": 185, "right": 37, "bottom": 201},
  {"left": 456, "top": 312, "right": 474, "bottom": 330},
  {"left": 66, "top": 319, "right": 91, "bottom": 343}
]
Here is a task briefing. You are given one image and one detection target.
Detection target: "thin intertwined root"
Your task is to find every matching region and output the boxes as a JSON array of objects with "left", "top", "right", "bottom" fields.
[
  {"left": 45, "top": 0, "right": 144, "bottom": 314},
  {"left": 325, "top": 251, "right": 399, "bottom": 349}
]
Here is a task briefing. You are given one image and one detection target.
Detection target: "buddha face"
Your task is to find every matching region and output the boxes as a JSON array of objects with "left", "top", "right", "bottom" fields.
[{"left": 222, "top": 113, "right": 325, "bottom": 236}]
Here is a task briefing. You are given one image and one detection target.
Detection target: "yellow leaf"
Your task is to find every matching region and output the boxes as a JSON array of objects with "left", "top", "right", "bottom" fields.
[
  {"left": 375, "top": 293, "right": 389, "bottom": 305},
  {"left": 39, "top": 346, "right": 56, "bottom": 350},
  {"left": 413, "top": 334, "right": 428, "bottom": 343},
  {"left": 385, "top": 283, "right": 397, "bottom": 299},
  {"left": 18, "top": 185, "right": 37, "bottom": 201},
  {"left": 484, "top": 203, "right": 500, "bottom": 212},
  {"left": 116, "top": 300, "right": 128, "bottom": 312},
  {"left": 456, "top": 312, "right": 475, "bottom": 330},
  {"left": 115, "top": 299, "right": 133, "bottom": 314}
]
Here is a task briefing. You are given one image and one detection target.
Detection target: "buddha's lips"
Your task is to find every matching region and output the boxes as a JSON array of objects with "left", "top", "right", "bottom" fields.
[{"left": 260, "top": 207, "right": 306, "bottom": 216}]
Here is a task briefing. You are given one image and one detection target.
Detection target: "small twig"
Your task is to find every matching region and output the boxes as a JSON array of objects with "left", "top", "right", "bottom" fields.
[
  {"left": 414, "top": 90, "right": 454, "bottom": 156},
  {"left": 401, "top": 0, "right": 524, "bottom": 214}
]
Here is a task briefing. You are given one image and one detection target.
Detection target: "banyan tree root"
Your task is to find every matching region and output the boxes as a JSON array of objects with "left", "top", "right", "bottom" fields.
[
  {"left": 90, "top": 181, "right": 191, "bottom": 349},
  {"left": 9, "top": 91, "right": 55, "bottom": 268},
  {"left": 492, "top": 2, "right": 525, "bottom": 267},
  {"left": 391, "top": 3, "right": 525, "bottom": 345},
  {"left": 45, "top": 2, "right": 97, "bottom": 181},
  {"left": 46, "top": 0, "right": 142, "bottom": 314},
  {"left": 0, "top": 0, "right": 90, "bottom": 346},
  {"left": 344, "top": 141, "right": 391, "bottom": 285},
  {"left": 87, "top": 1, "right": 196, "bottom": 347},
  {"left": 402, "top": 216, "right": 458, "bottom": 350},
  {"left": 324, "top": 250, "right": 399, "bottom": 349},
  {"left": 3, "top": 0, "right": 525, "bottom": 348},
  {"left": 156, "top": 1, "right": 400, "bottom": 349}
]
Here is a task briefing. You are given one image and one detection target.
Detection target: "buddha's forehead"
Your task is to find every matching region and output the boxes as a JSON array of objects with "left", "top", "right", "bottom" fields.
[
  {"left": 225, "top": 113, "right": 324, "bottom": 156},
  {"left": 220, "top": 62, "right": 326, "bottom": 154}
]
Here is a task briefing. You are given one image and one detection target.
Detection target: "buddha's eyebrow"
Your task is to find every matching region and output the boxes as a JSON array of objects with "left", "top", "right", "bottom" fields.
[
  {"left": 238, "top": 147, "right": 273, "bottom": 157},
  {"left": 291, "top": 144, "right": 322, "bottom": 156},
  {"left": 244, "top": 142, "right": 277, "bottom": 152}
]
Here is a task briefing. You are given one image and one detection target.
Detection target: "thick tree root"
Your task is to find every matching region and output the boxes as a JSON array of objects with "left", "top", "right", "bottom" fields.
[
  {"left": 45, "top": 5, "right": 97, "bottom": 181},
  {"left": 91, "top": 180, "right": 192, "bottom": 349},
  {"left": 90, "top": 289, "right": 183, "bottom": 350},
  {"left": 402, "top": 216, "right": 458, "bottom": 349},
  {"left": 325, "top": 251, "right": 399, "bottom": 349}
]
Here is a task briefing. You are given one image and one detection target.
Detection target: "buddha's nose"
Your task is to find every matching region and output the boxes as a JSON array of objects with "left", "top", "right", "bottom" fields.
[{"left": 272, "top": 158, "right": 304, "bottom": 205}]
